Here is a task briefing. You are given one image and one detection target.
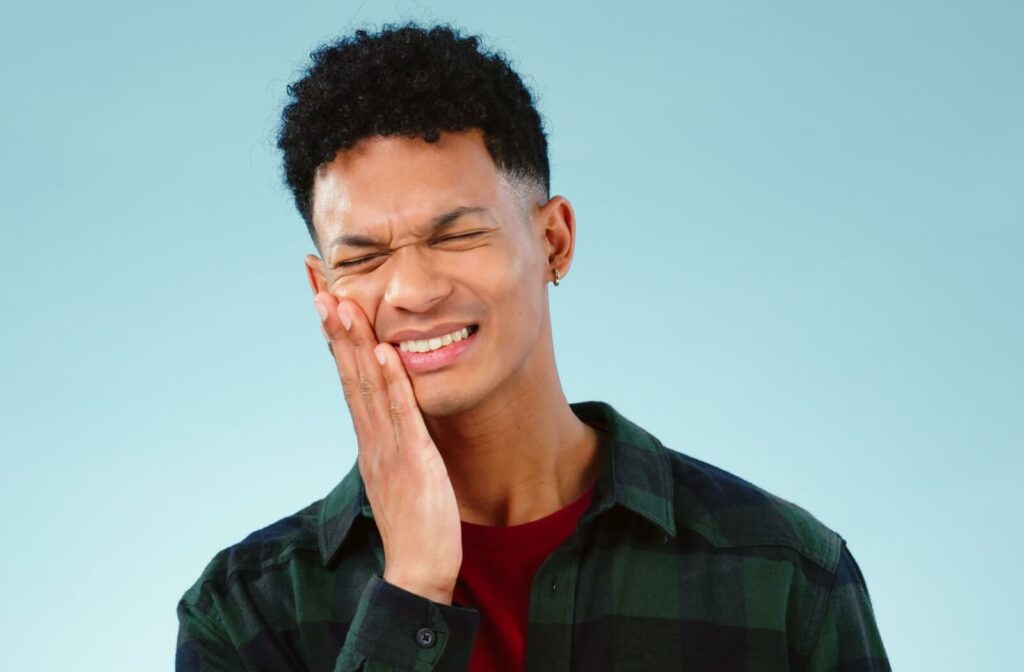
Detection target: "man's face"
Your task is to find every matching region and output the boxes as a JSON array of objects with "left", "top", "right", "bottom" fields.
[{"left": 306, "top": 128, "right": 556, "bottom": 417}]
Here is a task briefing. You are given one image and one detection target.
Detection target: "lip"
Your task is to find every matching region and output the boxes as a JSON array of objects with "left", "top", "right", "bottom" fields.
[
  {"left": 397, "top": 326, "right": 478, "bottom": 374},
  {"left": 386, "top": 323, "right": 476, "bottom": 344}
]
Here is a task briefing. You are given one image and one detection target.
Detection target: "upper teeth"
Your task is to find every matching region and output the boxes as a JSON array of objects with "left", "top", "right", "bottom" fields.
[{"left": 399, "top": 327, "right": 472, "bottom": 353}]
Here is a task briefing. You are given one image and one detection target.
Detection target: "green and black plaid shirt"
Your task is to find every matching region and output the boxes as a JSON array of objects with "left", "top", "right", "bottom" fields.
[{"left": 176, "top": 400, "right": 889, "bottom": 671}]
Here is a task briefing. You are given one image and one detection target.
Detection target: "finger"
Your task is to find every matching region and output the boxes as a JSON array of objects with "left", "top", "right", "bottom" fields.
[
  {"left": 337, "top": 299, "right": 395, "bottom": 446},
  {"left": 315, "top": 292, "right": 371, "bottom": 441},
  {"left": 374, "top": 342, "right": 433, "bottom": 455}
]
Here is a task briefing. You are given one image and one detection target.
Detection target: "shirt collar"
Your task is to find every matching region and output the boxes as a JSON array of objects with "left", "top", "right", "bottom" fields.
[{"left": 318, "top": 400, "right": 676, "bottom": 566}]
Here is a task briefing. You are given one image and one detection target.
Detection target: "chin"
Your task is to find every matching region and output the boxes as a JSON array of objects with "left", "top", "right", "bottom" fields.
[
  {"left": 414, "top": 389, "right": 475, "bottom": 418},
  {"left": 411, "top": 376, "right": 488, "bottom": 418}
]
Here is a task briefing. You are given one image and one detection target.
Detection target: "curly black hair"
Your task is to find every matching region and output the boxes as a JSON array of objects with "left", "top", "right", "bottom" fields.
[{"left": 277, "top": 21, "right": 550, "bottom": 248}]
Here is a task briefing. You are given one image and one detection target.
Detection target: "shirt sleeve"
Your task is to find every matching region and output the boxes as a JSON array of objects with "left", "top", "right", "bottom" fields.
[
  {"left": 804, "top": 541, "right": 891, "bottom": 672},
  {"left": 176, "top": 599, "right": 246, "bottom": 672},
  {"left": 333, "top": 574, "right": 480, "bottom": 672}
]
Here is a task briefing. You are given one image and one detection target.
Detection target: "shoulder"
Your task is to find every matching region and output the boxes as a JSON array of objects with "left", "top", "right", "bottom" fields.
[
  {"left": 577, "top": 400, "right": 844, "bottom": 574},
  {"left": 180, "top": 498, "right": 324, "bottom": 608},
  {"left": 662, "top": 445, "right": 843, "bottom": 573}
]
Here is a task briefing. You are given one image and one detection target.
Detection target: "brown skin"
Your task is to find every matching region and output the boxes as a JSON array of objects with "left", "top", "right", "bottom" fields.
[{"left": 305, "top": 128, "right": 601, "bottom": 605}]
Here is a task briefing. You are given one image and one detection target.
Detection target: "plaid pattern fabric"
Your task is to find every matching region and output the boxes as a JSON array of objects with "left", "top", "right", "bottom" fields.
[{"left": 177, "top": 400, "right": 890, "bottom": 671}]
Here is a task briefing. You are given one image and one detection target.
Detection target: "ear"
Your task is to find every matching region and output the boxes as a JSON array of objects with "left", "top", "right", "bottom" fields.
[
  {"left": 304, "top": 254, "right": 329, "bottom": 295},
  {"left": 537, "top": 195, "right": 577, "bottom": 283}
]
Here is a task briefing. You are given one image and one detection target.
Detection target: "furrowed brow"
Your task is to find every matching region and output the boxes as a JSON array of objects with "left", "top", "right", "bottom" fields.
[{"left": 328, "top": 206, "right": 488, "bottom": 251}]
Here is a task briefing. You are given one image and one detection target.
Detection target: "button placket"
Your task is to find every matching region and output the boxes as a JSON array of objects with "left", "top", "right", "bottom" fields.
[{"left": 526, "top": 549, "right": 580, "bottom": 671}]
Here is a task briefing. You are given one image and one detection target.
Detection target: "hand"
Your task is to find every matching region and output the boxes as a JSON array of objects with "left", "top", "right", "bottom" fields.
[{"left": 314, "top": 292, "right": 463, "bottom": 605}]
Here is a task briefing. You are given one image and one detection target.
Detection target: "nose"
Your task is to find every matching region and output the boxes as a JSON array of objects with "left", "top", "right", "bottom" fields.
[{"left": 382, "top": 244, "right": 453, "bottom": 313}]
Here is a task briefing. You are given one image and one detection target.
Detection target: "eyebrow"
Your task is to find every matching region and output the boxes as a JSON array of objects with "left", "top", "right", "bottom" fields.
[{"left": 327, "top": 206, "right": 489, "bottom": 251}]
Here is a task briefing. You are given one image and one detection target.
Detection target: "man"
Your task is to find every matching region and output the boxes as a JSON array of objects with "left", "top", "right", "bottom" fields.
[{"left": 176, "top": 22, "right": 890, "bottom": 671}]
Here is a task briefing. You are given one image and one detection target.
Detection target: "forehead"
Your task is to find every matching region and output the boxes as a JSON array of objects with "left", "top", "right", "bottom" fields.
[{"left": 311, "top": 129, "right": 507, "bottom": 245}]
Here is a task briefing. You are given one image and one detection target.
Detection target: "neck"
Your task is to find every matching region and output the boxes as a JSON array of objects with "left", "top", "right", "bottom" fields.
[{"left": 423, "top": 321, "right": 602, "bottom": 527}]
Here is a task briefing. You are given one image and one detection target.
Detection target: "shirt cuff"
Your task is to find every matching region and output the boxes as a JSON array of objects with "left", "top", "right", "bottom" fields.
[{"left": 334, "top": 573, "right": 479, "bottom": 672}]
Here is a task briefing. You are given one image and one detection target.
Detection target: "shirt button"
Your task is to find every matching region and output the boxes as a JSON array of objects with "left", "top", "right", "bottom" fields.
[{"left": 415, "top": 627, "right": 436, "bottom": 648}]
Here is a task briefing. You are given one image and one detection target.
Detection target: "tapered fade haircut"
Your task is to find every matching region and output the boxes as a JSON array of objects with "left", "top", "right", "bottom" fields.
[{"left": 277, "top": 21, "right": 551, "bottom": 249}]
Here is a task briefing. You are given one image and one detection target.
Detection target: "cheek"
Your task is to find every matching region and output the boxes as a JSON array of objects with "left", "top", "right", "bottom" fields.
[
  {"left": 328, "top": 281, "right": 379, "bottom": 324},
  {"left": 468, "top": 249, "right": 543, "bottom": 325}
]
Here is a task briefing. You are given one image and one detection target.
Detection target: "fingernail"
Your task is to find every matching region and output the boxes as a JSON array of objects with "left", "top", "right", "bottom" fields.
[
  {"left": 337, "top": 304, "right": 352, "bottom": 331},
  {"left": 314, "top": 298, "right": 329, "bottom": 323},
  {"left": 375, "top": 345, "right": 386, "bottom": 366}
]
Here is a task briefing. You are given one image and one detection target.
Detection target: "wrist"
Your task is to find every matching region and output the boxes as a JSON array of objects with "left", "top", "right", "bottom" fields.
[{"left": 382, "top": 571, "right": 456, "bottom": 605}]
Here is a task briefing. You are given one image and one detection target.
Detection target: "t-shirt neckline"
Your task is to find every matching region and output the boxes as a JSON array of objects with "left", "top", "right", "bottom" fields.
[{"left": 459, "top": 482, "right": 597, "bottom": 552}]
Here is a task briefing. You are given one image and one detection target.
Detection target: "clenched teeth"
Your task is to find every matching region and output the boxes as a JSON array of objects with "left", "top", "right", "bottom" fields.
[{"left": 399, "top": 327, "right": 473, "bottom": 353}]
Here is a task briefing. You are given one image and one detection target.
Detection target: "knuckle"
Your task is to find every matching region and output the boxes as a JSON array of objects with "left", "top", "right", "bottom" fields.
[
  {"left": 358, "top": 457, "right": 380, "bottom": 485},
  {"left": 357, "top": 452, "right": 374, "bottom": 473},
  {"left": 340, "top": 377, "right": 360, "bottom": 402},
  {"left": 358, "top": 376, "right": 375, "bottom": 401},
  {"left": 389, "top": 400, "right": 404, "bottom": 426}
]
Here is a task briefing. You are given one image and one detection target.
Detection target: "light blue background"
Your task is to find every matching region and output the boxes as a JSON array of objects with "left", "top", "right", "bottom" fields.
[{"left": 1, "top": 1, "right": 1020, "bottom": 669}]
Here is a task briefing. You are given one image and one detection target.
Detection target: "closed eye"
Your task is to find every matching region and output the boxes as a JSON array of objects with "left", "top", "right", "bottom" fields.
[
  {"left": 435, "top": 232, "right": 485, "bottom": 243},
  {"left": 335, "top": 253, "right": 385, "bottom": 269},
  {"left": 335, "top": 233, "right": 486, "bottom": 269}
]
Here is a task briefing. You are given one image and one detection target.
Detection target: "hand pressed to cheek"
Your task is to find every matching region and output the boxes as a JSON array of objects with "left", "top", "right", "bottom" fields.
[
  {"left": 313, "top": 291, "right": 434, "bottom": 479},
  {"left": 342, "top": 300, "right": 392, "bottom": 424},
  {"left": 336, "top": 302, "right": 353, "bottom": 331},
  {"left": 313, "top": 293, "right": 374, "bottom": 425},
  {"left": 314, "top": 293, "right": 337, "bottom": 354},
  {"left": 311, "top": 271, "right": 462, "bottom": 599}
]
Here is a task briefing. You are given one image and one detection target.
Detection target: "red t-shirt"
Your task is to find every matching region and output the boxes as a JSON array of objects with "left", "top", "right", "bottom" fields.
[{"left": 452, "top": 483, "right": 596, "bottom": 672}]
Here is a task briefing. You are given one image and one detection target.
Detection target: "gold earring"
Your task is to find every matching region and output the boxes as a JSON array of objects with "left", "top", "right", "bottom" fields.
[{"left": 553, "top": 269, "right": 561, "bottom": 286}]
